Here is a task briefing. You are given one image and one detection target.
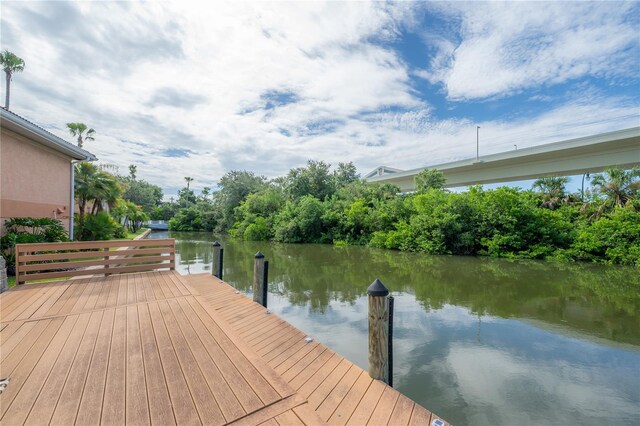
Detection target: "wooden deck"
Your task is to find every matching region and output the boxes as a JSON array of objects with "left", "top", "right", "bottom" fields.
[
  {"left": 186, "top": 274, "right": 448, "bottom": 426},
  {"left": 0, "top": 270, "right": 448, "bottom": 426}
]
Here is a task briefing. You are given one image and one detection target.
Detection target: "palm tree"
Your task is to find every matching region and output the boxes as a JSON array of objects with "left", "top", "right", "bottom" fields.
[
  {"left": 184, "top": 176, "right": 194, "bottom": 190},
  {"left": 66, "top": 122, "right": 96, "bottom": 148},
  {"left": 89, "top": 172, "right": 122, "bottom": 215},
  {"left": 74, "top": 162, "right": 122, "bottom": 228},
  {"left": 1, "top": 50, "right": 25, "bottom": 110},
  {"left": 590, "top": 167, "right": 640, "bottom": 208},
  {"left": 532, "top": 176, "right": 570, "bottom": 210},
  {"left": 129, "top": 164, "right": 137, "bottom": 181},
  {"left": 74, "top": 162, "right": 97, "bottom": 229}
]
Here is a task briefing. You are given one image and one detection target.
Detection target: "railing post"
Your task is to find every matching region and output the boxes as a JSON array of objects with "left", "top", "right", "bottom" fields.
[
  {"left": 253, "top": 251, "right": 268, "bottom": 307},
  {"left": 169, "top": 239, "right": 176, "bottom": 270},
  {"left": 104, "top": 247, "right": 110, "bottom": 276},
  {"left": 212, "top": 241, "right": 223, "bottom": 279},
  {"left": 368, "top": 278, "right": 390, "bottom": 385},
  {"left": 15, "top": 245, "right": 25, "bottom": 285},
  {"left": 0, "top": 256, "right": 8, "bottom": 293}
]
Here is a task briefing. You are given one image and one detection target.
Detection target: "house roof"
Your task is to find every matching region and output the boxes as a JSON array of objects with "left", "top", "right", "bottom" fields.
[{"left": 0, "top": 108, "right": 97, "bottom": 161}]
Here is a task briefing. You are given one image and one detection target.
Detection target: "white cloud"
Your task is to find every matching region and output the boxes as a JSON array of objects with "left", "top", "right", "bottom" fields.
[
  {"left": 447, "top": 344, "right": 639, "bottom": 424},
  {"left": 421, "top": 2, "right": 639, "bottom": 100},
  {"left": 0, "top": 1, "right": 638, "bottom": 195}
]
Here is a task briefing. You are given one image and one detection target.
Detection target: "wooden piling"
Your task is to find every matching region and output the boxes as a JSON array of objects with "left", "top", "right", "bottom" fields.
[
  {"left": 253, "top": 251, "right": 268, "bottom": 307},
  {"left": 212, "top": 241, "right": 223, "bottom": 279},
  {"left": 388, "top": 295, "right": 394, "bottom": 387},
  {"left": 368, "top": 278, "right": 390, "bottom": 384}
]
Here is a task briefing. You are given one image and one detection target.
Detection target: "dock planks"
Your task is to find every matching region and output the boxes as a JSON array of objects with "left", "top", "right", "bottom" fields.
[
  {"left": 185, "top": 273, "right": 449, "bottom": 426},
  {"left": 0, "top": 270, "right": 447, "bottom": 425},
  {"left": 0, "top": 271, "right": 321, "bottom": 425}
]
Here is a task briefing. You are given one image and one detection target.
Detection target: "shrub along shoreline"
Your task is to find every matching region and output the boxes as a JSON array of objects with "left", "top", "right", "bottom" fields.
[{"left": 166, "top": 163, "right": 640, "bottom": 267}]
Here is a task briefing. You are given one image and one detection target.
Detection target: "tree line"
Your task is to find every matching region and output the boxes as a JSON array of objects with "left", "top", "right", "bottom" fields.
[
  {"left": 162, "top": 161, "right": 639, "bottom": 266},
  {"left": 4, "top": 49, "right": 637, "bottom": 264}
]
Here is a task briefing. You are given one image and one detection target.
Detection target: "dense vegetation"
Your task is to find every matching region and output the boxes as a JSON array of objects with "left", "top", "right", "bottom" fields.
[
  {"left": 73, "top": 162, "right": 162, "bottom": 240},
  {"left": 0, "top": 218, "right": 68, "bottom": 273},
  {"left": 166, "top": 161, "right": 639, "bottom": 266}
]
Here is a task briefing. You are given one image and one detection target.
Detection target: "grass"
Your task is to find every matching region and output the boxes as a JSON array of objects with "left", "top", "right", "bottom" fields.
[
  {"left": 109, "top": 228, "right": 150, "bottom": 250},
  {"left": 8, "top": 275, "right": 16, "bottom": 288},
  {"left": 124, "top": 227, "right": 149, "bottom": 240}
]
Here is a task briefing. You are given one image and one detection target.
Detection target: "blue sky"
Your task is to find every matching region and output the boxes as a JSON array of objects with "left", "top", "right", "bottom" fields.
[{"left": 1, "top": 1, "right": 638, "bottom": 197}]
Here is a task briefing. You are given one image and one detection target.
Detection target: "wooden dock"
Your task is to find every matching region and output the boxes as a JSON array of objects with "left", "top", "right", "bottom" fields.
[{"left": 1, "top": 270, "right": 448, "bottom": 425}]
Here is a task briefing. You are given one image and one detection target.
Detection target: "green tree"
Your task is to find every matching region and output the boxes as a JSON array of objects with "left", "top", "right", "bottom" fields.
[
  {"left": 285, "top": 160, "right": 335, "bottom": 200},
  {"left": 231, "top": 187, "right": 286, "bottom": 240},
  {"left": 201, "top": 186, "right": 211, "bottom": 200},
  {"left": 177, "top": 187, "right": 196, "bottom": 208},
  {"left": 168, "top": 207, "right": 204, "bottom": 231},
  {"left": 569, "top": 207, "right": 640, "bottom": 266},
  {"left": 74, "top": 162, "right": 122, "bottom": 229},
  {"left": 66, "top": 123, "right": 95, "bottom": 148},
  {"left": 129, "top": 164, "right": 137, "bottom": 180},
  {"left": 590, "top": 167, "right": 640, "bottom": 209},
  {"left": 274, "top": 196, "right": 326, "bottom": 243},
  {"left": 215, "top": 170, "right": 267, "bottom": 230},
  {"left": 150, "top": 202, "right": 180, "bottom": 221},
  {"left": 415, "top": 169, "right": 446, "bottom": 193},
  {"left": 121, "top": 178, "right": 163, "bottom": 213},
  {"left": 125, "top": 201, "right": 149, "bottom": 232},
  {"left": 184, "top": 176, "right": 194, "bottom": 190},
  {"left": 532, "top": 176, "right": 570, "bottom": 210},
  {"left": 333, "top": 162, "right": 359, "bottom": 188},
  {"left": 90, "top": 174, "right": 122, "bottom": 215},
  {"left": 1, "top": 50, "right": 25, "bottom": 110}
]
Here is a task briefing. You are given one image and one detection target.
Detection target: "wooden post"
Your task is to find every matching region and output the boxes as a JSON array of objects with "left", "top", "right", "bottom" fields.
[
  {"left": 16, "top": 246, "right": 26, "bottom": 285},
  {"left": 388, "top": 295, "right": 394, "bottom": 388},
  {"left": 253, "top": 251, "right": 268, "bottom": 307},
  {"left": 104, "top": 247, "right": 110, "bottom": 276},
  {"left": 0, "top": 256, "right": 8, "bottom": 293},
  {"left": 368, "top": 278, "right": 390, "bottom": 384},
  {"left": 212, "top": 241, "right": 223, "bottom": 279}
]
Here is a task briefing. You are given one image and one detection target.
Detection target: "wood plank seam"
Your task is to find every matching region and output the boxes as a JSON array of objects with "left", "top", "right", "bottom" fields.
[{"left": 8, "top": 293, "right": 195, "bottom": 323}]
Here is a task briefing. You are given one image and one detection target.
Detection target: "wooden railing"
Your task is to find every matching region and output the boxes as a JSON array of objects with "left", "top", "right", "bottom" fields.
[{"left": 15, "top": 239, "right": 175, "bottom": 285}]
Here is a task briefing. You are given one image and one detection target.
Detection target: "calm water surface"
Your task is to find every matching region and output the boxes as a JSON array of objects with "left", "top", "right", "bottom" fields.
[{"left": 150, "top": 231, "right": 640, "bottom": 425}]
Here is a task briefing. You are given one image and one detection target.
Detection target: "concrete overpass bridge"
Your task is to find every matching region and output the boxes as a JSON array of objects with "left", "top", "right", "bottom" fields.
[{"left": 365, "top": 127, "right": 640, "bottom": 192}]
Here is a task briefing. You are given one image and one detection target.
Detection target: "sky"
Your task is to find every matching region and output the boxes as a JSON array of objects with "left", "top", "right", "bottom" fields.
[{"left": 1, "top": 1, "right": 639, "bottom": 197}]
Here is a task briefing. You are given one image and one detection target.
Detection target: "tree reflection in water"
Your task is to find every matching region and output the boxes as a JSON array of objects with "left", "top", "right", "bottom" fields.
[
  {"left": 154, "top": 231, "right": 639, "bottom": 345},
  {"left": 150, "top": 231, "right": 640, "bottom": 425}
]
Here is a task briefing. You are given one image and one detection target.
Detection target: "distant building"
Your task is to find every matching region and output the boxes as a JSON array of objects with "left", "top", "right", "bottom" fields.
[{"left": 0, "top": 108, "right": 96, "bottom": 236}]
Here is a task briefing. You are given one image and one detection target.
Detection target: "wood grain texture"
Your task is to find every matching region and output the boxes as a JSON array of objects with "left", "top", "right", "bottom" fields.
[
  {"left": 185, "top": 272, "right": 447, "bottom": 426},
  {"left": 0, "top": 269, "right": 446, "bottom": 426},
  {"left": 15, "top": 239, "right": 175, "bottom": 284}
]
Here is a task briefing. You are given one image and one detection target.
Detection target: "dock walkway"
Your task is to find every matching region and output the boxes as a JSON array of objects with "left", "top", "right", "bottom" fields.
[
  {"left": 0, "top": 270, "right": 447, "bottom": 425},
  {"left": 186, "top": 273, "right": 447, "bottom": 426}
]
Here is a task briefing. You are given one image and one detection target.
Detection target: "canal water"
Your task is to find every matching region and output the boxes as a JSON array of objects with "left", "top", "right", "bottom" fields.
[{"left": 149, "top": 231, "right": 640, "bottom": 425}]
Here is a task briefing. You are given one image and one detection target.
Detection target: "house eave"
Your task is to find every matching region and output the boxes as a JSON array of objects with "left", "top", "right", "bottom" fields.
[{"left": 1, "top": 108, "right": 97, "bottom": 161}]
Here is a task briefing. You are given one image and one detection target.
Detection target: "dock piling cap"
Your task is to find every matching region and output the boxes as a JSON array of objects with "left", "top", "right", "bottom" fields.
[
  {"left": 212, "top": 241, "right": 221, "bottom": 247},
  {"left": 367, "top": 279, "right": 389, "bottom": 296},
  {"left": 254, "top": 251, "right": 265, "bottom": 259}
]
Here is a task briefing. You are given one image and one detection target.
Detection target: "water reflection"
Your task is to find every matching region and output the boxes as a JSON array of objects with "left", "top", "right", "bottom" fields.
[{"left": 150, "top": 231, "right": 640, "bottom": 425}]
